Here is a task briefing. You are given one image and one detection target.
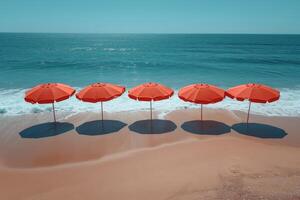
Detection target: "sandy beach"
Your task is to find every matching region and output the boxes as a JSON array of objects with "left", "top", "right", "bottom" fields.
[
  {"left": 0, "top": 108, "right": 300, "bottom": 200},
  {"left": 1, "top": 0, "right": 300, "bottom": 199}
]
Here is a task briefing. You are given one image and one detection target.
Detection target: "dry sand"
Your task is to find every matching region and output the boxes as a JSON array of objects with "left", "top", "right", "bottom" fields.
[{"left": 0, "top": 108, "right": 300, "bottom": 200}]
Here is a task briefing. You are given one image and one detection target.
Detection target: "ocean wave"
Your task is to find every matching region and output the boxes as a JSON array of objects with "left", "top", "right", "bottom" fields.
[
  {"left": 70, "top": 47, "right": 96, "bottom": 51},
  {"left": 219, "top": 57, "right": 300, "bottom": 65},
  {"left": 0, "top": 87, "right": 300, "bottom": 118},
  {"left": 103, "top": 48, "right": 136, "bottom": 52}
]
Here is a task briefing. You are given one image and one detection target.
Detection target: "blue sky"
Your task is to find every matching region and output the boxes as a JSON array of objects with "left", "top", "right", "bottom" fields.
[{"left": 0, "top": 0, "right": 300, "bottom": 34}]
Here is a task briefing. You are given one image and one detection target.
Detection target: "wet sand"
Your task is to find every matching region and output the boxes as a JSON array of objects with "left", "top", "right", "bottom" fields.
[{"left": 0, "top": 108, "right": 300, "bottom": 200}]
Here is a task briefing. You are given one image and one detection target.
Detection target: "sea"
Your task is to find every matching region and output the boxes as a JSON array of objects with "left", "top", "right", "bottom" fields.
[{"left": 0, "top": 33, "right": 300, "bottom": 117}]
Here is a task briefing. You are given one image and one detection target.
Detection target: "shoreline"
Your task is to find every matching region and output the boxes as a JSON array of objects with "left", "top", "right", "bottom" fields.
[
  {"left": 2, "top": 87, "right": 300, "bottom": 117},
  {"left": 2, "top": 105, "right": 300, "bottom": 120},
  {"left": 0, "top": 108, "right": 299, "bottom": 168}
]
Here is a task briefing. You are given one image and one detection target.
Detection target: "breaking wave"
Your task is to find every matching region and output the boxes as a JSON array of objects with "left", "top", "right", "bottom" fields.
[{"left": 0, "top": 87, "right": 300, "bottom": 117}]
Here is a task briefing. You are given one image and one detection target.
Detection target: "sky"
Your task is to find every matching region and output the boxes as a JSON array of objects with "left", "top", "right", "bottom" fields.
[{"left": 0, "top": 0, "right": 300, "bottom": 34}]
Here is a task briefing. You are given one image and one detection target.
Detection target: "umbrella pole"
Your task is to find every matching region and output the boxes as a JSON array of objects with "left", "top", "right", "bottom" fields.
[
  {"left": 150, "top": 101, "right": 153, "bottom": 133},
  {"left": 201, "top": 104, "right": 203, "bottom": 121},
  {"left": 101, "top": 102, "right": 104, "bottom": 121},
  {"left": 100, "top": 102, "right": 104, "bottom": 128},
  {"left": 246, "top": 101, "right": 251, "bottom": 125},
  {"left": 150, "top": 101, "right": 152, "bottom": 121},
  {"left": 52, "top": 103, "right": 56, "bottom": 123}
]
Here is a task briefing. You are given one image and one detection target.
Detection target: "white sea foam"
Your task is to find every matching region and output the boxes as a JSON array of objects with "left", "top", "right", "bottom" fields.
[
  {"left": 103, "top": 48, "right": 136, "bottom": 52},
  {"left": 70, "top": 47, "right": 96, "bottom": 51},
  {"left": 0, "top": 88, "right": 300, "bottom": 117}
]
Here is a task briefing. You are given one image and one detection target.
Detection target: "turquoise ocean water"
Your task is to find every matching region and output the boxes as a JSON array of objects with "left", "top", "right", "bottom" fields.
[{"left": 0, "top": 33, "right": 300, "bottom": 117}]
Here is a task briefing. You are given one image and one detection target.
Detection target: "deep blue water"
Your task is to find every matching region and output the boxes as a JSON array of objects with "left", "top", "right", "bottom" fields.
[
  {"left": 1, "top": 33, "right": 300, "bottom": 89},
  {"left": 0, "top": 33, "right": 300, "bottom": 116}
]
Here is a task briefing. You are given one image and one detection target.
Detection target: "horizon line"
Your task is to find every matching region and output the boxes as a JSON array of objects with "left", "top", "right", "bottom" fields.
[{"left": 0, "top": 31, "right": 300, "bottom": 35}]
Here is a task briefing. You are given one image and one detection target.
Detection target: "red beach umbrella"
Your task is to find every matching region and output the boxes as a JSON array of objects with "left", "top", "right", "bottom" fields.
[
  {"left": 178, "top": 83, "right": 225, "bottom": 120},
  {"left": 25, "top": 83, "right": 75, "bottom": 122},
  {"left": 226, "top": 83, "right": 280, "bottom": 124},
  {"left": 76, "top": 83, "right": 125, "bottom": 121},
  {"left": 128, "top": 82, "right": 174, "bottom": 120}
]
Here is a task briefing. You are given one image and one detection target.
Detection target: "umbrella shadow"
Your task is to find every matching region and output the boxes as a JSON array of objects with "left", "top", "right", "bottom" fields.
[
  {"left": 232, "top": 123, "right": 287, "bottom": 139},
  {"left": 181, "top": 120, "right": 231, "bottom": 135},
  {"left": 19, "top": 122, "right": 74, "bottom": 139},
  {"left": 76, "top": 120, "right": 127, "bottom": 136},
  {"left": 129, "top": 119, "right": 177, "bottom": 134}
]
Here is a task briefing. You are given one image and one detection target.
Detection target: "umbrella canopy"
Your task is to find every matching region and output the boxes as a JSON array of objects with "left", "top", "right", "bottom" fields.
[
  {"left": 179, "top": 83, "right": 225, "bottom": 104},
  {"left": 24, "top": 83, "right": 75, "bottom": 122},
  {"left": 226, "top": 83, "right": 280, "bottom": 103},
  {"left": 128, "top": 82, "right": 174, "bottom": 120},
  {"left": 178, "top": 83, "right": 225, "bottom": 120},
  {"left": 76, "top": 83, "right": 125, "bottom": 121},
  {"left": 25, "top": 83, "right": 75, "bottom": 104},
  {"left": 226, "top": 83, "right": 280, "bottom": 124},
  {"left": 128, "top": 82, "right": 174, "bottom": 101},
  {"left": 76, "top": 83, "right": 125, "bottom": 102}
]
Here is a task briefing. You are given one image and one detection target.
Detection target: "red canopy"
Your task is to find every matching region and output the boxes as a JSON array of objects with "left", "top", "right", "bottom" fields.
[
  {"left": 226, "top": 83, "right": 280, "bottom": 124},
  {"left": 76, "top": 83, "right": 125, "bottom": 121},
  {"left": 25, "top": 83, "right": 75, "bottom": 104},
  {"left": 128, "top": 82, "right": 173, "bottom": 121},
  {"left": 128, "top": 82, "right": 174, "bottom": 101},
  {"left": 178, "top": 83, "right": 225, "bottom": 104},
  {"left": 76, "top": 83, "right": 125, "bottom": 103},
  {"left": 178, "top": 83, "right": 225, "bottom": 120},
  {"left": 226, "top": 83, "right": 280, "bottom": 103},
  {"left": 24, "top": 83, "right": 75, "bottom": 123}
]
